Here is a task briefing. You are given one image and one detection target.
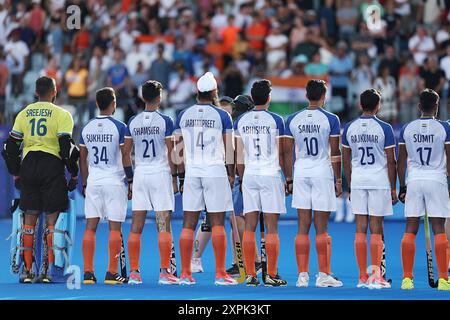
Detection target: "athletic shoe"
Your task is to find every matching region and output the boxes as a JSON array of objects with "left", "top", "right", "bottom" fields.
[
  {"left": 368, "top": 276, "right": 391, "bottom": 289},
  {"left": 255, "top": 262, "right": 262, "bottom": 275},
  {"left": 159, "top": 273, "right": 180, "bottom": 285},
  {"left": 356, "top": 275, "right": 369, "bottom": 288},
  {"left": 226, "top": 264, "right": 239, "bottom": 277},
  {"left": 437, "top": 278, "right": 450, "bottom": 291},
  {"left": 246, "top": 275, "right": 260, "bottom": 286},
  {"left": 104, "top": 271, "right": 127, "bottom": 284},
  {"left": 83, "top": 271, "right": 97, "bottom": 284},
  {"left": 36, "top": 273, "right": 52, "bottom": 284},
  {"left": 400, "top": 277, "right": 414, "bottom": 290},
  {"left": 296, "top": 272, "right": 309, "bottom": 288},
  {"left": 128, "top": 270, "right": 142, "bottom": 285},
  {"left": 179, "top": 273, "right": 196, "bottom": 285},
  {"left": 264, "top": 274, "right": 287, "bottom": 287},
  {"left": 315, "top": 272, "right": 343, "bottom": 287},
  {"left": 191, "top": 257, "right": 203, "bottom": 273},
  {"left": 334, "top": 210, "right": 344, "bottom": 223},
  {"left": 19, "top": 270, "right": 35, "bottom": 284},
  {"left": 215, "top": 273, "right": 238, "bottom": 286},
  {"left": 345, "top": 211, "right": 355, "bottom": 224}
]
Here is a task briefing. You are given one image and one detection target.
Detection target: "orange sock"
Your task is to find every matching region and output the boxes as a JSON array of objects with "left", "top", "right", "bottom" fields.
[
  {"left": 158, "top": 231, "right": 172, "bottom": 270},
  {"left": 326, "top": 234, "right": 332, "bottom": 274},
  {"left": 315, "top": 233, "right": 328, "bottom": 274},
  {"left": 108, "top": 230, "right": 122, "bottom": 274},
  {"left": 243, "top": 231, "right": 256, "bottom": 276},
  {"left": 82, "top": 229, "right": 96, "bottom": 273},
  {"left": 354, "top": 233, "right": 368, "bottom": 278},
  {"left": 295, "top": 234, "right": 310, "bottom": 273},
  {"left": 23, "top": 224, "right": 35, "bottom": 271},
  {"left": 266, "top": 233, "right": 279, "bottom": 277},
  {"left": 370, "top": 234, "right": 383, "bottom": 277},
  {"left": 179, "top": 228, "right": 194, "bottom": 275},
  {"left": 212, "top": 226, "right": 226, "bottom": 275},
  {"left": 434, "top": 233, "right": 449, "bottom": 280},
  {"left": 447, "top": 243, "right": 450, "bottom": 269},
  {"left": 46, "top": 225, "right": 55, "bottom": 265},
  {"left": 401, "top": 233, "right": 416, "bottom": 279},
  {"left": 127, "top": 232, "right": 141, "bottom": 272}
]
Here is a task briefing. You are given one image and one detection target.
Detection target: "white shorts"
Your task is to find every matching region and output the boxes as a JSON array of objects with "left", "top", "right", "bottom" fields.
[
  {"left": 182, "top": 176, "right": 233, "bottom": 213},
  {"left": 405, "top": 180, "right": 450, "bottom": 218},
  {"left": 132, "top": 171, "right": 174, "bottom": 212},
  {"left": 351, "top": 189, "right": 393, "bottom": 216},
  {"left": 292, "top": 177, "right": 337, "bottom": 212},
  {"left": 242, "top": 174, "right": 286, "bottom": 214},
  {"left": 85, "top": 184, "right": 128, "bottom": 222}
]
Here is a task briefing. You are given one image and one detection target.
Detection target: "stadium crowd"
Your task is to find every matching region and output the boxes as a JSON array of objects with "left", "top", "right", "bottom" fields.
[{"left": 1, "top": 0, "right": 450, "bottom": 127}]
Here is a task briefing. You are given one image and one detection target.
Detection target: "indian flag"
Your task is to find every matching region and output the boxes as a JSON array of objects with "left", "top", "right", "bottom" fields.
[{"left": 265, "top": 76, "right": 331, "bottom": 117}]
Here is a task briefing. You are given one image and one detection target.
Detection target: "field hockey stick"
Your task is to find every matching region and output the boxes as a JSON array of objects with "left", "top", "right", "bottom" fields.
[
  {"left": 230, "top": 210, "right": 246, "bottom": 283},
  {"left": 259, "top": 213, "right": 267, "bottom": 283},
  {"left": 424, "top": 211, "right": 438, "bottom": 288}
]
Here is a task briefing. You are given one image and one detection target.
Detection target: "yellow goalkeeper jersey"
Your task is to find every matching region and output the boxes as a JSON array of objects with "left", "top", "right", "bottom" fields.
[{"left": 11, "top": 101, "right": 74, "bottom": 159}]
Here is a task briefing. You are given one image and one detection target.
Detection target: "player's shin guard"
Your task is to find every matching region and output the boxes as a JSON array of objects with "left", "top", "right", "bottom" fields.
[
  {"left": 158, "top": 231, "right": 172, "bottom": 270},
  {"left": 401, "top": 233, "right": 416, "bottom": 279},
  {"left": 108, "top": 231, "right": 121, "bottom": 274},
  {"left": 82, "top": 230, "right": 95, "bottom": 273},
  {"left": 315, "top": 233, "right": 329, "bottom": 274},
  {"left": 127, "top": 232, "right": 141, "bottom": 272},
  {"left": 295, "top": 234, "right": 310, "bottom": 273},
  {"left": 434, "top": 233, "right": 449, "bottom": 280},
  {"left": 243, "top": 231, "right": 256, "bottom": 276},
  {"left": 370, "top": 234, "right": 383, "bottom": 277},
  {"left": 23, "top": 225, "right": 35, "bottom": 271},
  {"left": 179, "top": 228, "right": 194, "bottom": 275},
  {"left": 212, "top": 226, "right": 226, "bottom": 275},
  {"left": 46, "top": 225, "right": 55, "bottom": 265},
  {"left": 354, "top": 233, "right": 368, "bottom": 278},
  {"left": 266, "top": 233, "right": 279, "bottom": 277}
]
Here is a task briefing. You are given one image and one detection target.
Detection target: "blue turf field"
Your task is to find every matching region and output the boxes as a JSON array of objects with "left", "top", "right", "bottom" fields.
[{"left": 0, "top": 218, "right": 448, "bottom": 300}]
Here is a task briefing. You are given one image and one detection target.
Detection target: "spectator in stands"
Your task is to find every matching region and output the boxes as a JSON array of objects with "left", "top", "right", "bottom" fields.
[
  {"left": 329, "top": 41, "right": 353, "bottom": 120},
  {"left": 265, "top": 22, "right": 289, "bottom": 73},
  {"left": 293, "top": 28, "right": 320, "bottom": 61},
  {"left": 65, "top": 57, "right": 89, "bottom": 126},
  {"left": 0, "top": 48, "right": 8, "bottom": 124},
  {"left": 351, "top": 21, "right": 377, "bottom": 58},
  {"left": 289, "top": 16, "right": 308, "bottom": 53},
  {"left": 169, "top": 64, "right": 195, "bottom": 113},
  {"left": 40, "top": 55, "right": 62, "bottom": 94},
  {"left": 419, "top": 55, "right": 446, "bottom": 97},
  {"left": 408, "top": 25, "right": 436, "bottom": 66},
  {"left": 71, "top": 23, "right": 90, "bottom": 56},
  {"left": 222, "top": 63, "right": 244, "bottom": 99},
  {"left": 246, "top": 12, "right": 267, "bottom": 54},
  {"left": 126, "top": 41, "right": 149, "bottom": 76},
  {"left": 221, "top": 15, "right": 241, "bottom": 67},
  {"left": 173, "top": 37, "right": 192, "bottom": 75},
  {"left": 336, "top": 0, "right": 359, "bottom": 41},
  {"left": 107, "top": 49, "right": 130, "bottom": 108},
  {"left": 399, "top": 59, "right": 420, "bottom": 123},
  {"left": 320, "top": 0, "right": 336, "bottom": 39},
  {"left": 378, "top": 44, "right": 401, "bottom": 82},
  {"left": 47, "top": 15, "right": 63, "bottom": 60},
  {"left": 305, "top": 51, "right": 328, "bottom": 77},
  {"left": 149, "top": 43, "right": 171, "bottom": 89},
  {"left": 351, "top": 54, "right": 374, "bottom": 103},
  {"left": 440, "top": 45, "right": 450, "bottom": 97},
  {"left": 5, "top": 29, "right": 29, "bottom": 97},
  {"left": 374, "top": 65, "right": 398, "bottom": 123}
]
